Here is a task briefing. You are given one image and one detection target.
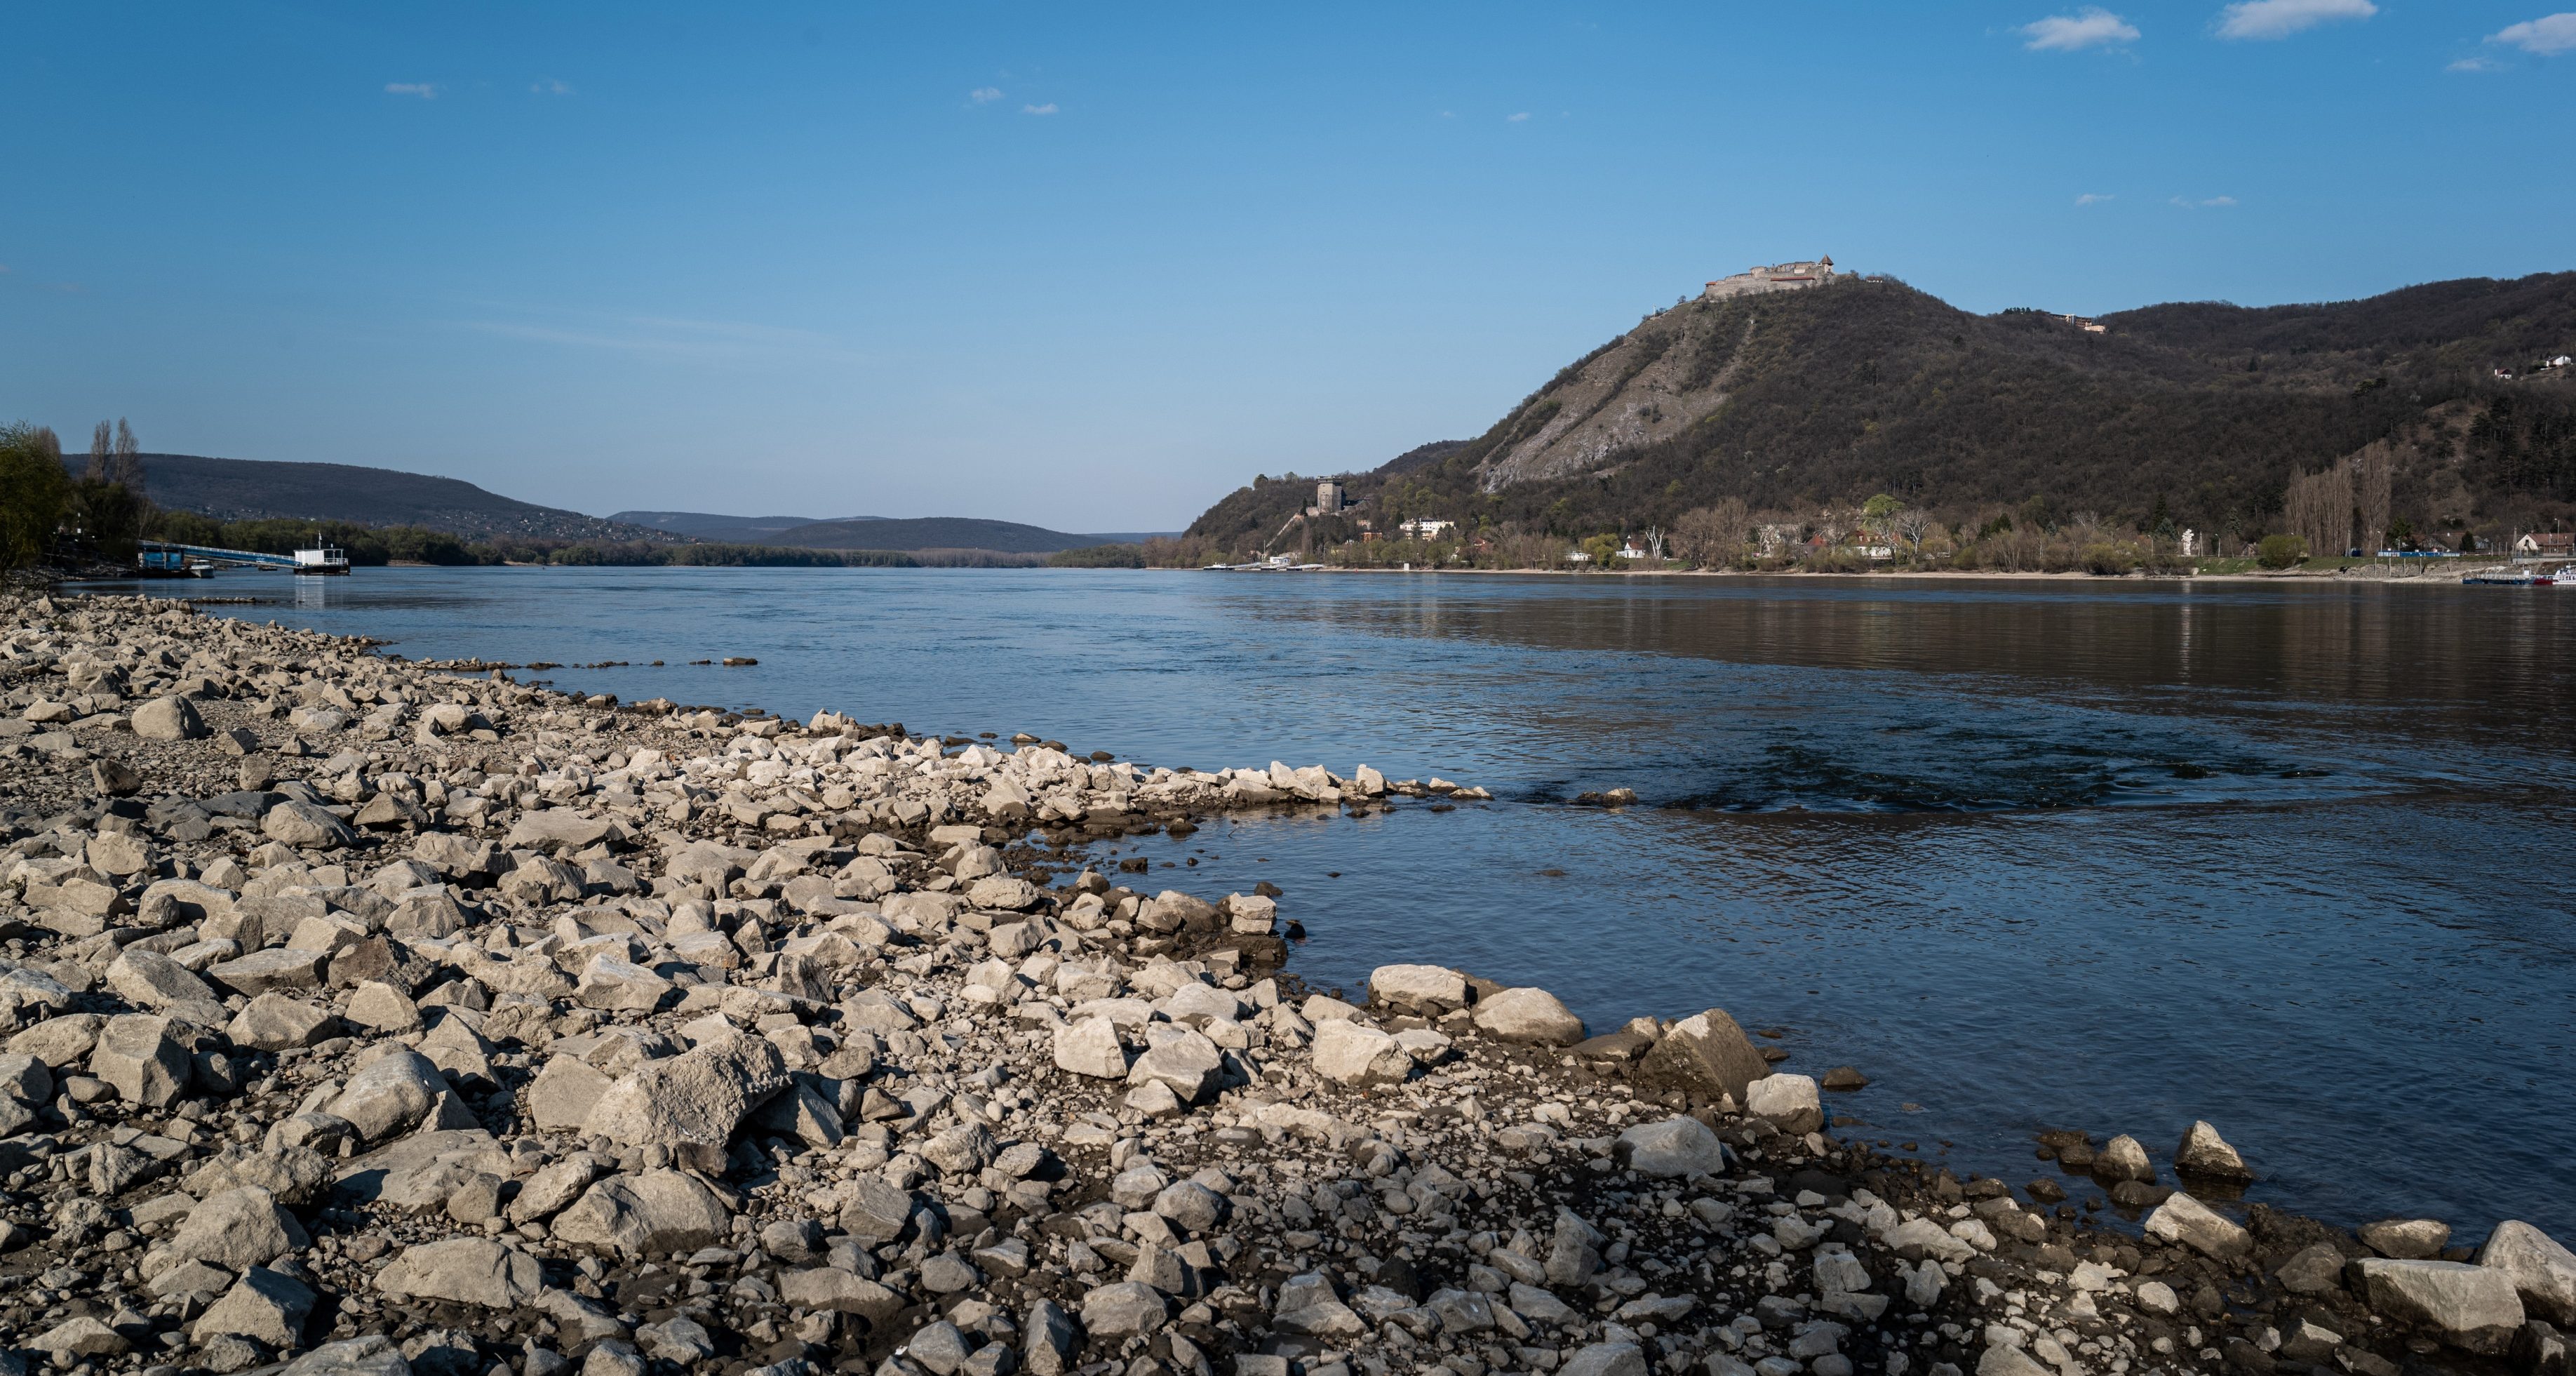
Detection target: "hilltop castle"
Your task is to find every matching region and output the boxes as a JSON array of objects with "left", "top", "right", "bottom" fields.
[{"left": 1703, "top": 256, "right": 1846, "bottom": 301}]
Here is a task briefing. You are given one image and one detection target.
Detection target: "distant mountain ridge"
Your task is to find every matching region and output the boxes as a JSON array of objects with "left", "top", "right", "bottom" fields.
[
  {"left": 78, "top": 452, "right": 673, "bottom": 544},
  {"left": 612, "top": 511, "right": 880, "bottom": 541}
]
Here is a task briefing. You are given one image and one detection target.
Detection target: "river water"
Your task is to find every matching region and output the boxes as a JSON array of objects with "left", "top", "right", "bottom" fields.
[{"left": 112, "top": 566, "right": 2576, "bottom": 1240}]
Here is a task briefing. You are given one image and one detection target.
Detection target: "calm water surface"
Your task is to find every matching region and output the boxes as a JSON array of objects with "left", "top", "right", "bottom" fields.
[{"left": 112, "top": 568, "right": 2576, "bottom": 1239}]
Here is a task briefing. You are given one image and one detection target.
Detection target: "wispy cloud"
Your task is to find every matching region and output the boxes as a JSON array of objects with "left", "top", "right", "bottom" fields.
[
  {"left": 2075, "top": 192, "right": 2116, "bottom": 205},
  {"left": 970, "top": 86, "right": 1003, "bottom": 103},
  {"left": 1506, "top": 111, "right": 1531, "bottom": 121},
  {"left": 2448, "top": 55, "right": 2506, "bottom": 71},
  {"left": 1021, "top": 102, "right": 1057, "bottom": 115},
  {"left": 530, "top": 79, "right": 573, "bottom": 95},
  {"left": 2214, "top": 0, "right": 2375, "bottom": 40},
  {"left": 2020, "top": 8, "right": 2141, "bottom": 51},
  {"left": 2170, "top": 194, "right": 2239, "bottom": 207},
  {"left": 384, "top": 82, "right": 440, "bottom": 99},
  {"left": 2492, "top": 13, "right": 2576, "bottom": 53}
]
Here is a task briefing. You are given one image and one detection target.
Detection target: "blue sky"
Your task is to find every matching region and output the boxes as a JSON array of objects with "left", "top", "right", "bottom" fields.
[{"left": 5, "top": 2, "right": 2572, "bottom": 530}]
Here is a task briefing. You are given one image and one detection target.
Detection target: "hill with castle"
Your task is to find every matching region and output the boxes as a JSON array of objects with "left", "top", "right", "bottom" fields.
[{"left": 1181, "top": 265, "right": 2576, "bottom": 554}]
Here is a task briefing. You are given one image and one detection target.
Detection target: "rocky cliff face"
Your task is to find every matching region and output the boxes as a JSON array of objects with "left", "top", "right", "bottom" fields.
[{"left": 1474, "top": 298, "right": 1762, "bottom": 492}]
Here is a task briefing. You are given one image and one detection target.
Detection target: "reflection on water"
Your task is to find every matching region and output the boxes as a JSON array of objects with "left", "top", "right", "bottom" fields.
[{"left": 102, "top": 567, "right": 2576, "bottom": 1238}]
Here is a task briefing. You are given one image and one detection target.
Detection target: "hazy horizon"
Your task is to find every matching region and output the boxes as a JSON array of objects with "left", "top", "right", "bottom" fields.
[{"left": 6, "top": 1, "right": 2573, "bottom": 529}]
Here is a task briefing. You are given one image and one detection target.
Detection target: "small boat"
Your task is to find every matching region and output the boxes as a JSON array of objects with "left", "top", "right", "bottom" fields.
[{"left": 292, "top": 545, "right": 351, "bottom": 576}]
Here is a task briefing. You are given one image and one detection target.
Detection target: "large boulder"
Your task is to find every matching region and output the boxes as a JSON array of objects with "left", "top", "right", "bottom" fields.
[
  {"left": 1053, "top": 1017, "right": 1128, "bottom": 1079},
  {"left": 581, "top": 1032, "right": 788, "bottom": 1147},
  {"left": 375, "top": 1237, "right": 544, "bottom": 1308},
  {"left": 88, "top": 1014, "right": 192, "bottom": 1108},
  {"left": 193, "top": 1267, "right": 316, "bottom": 1346},
  {"left": 1368, "top": 963, "right": 1468, "bottom": 1015},
  {"left": 1560, "top": 1344, "right": 1649, "bottom": 1376},
  {"left": 1311, "top": 1020, "right": 1414, "bottom": 1086},
  {"left": 2143, "top": 1192, "right": 2251, "bottom": 1262},
  {"left": 2477, "top": 1220, "right": 2576, "bottom": 1325},
  {"left": 1081, "top": 1281, "right": 1170, "bottom": 1337},
  {"left": 158, "top": 1186, "right": 308, "bottom": 1273},
  {"left": 1471, "top": 986, "right": 1585, "bottom": 1045},
  {"left": 324, "top": 1049, "right": 452, "bottom": 1142},
  {"left": 1125, "top": 1024, "right": 1223, "bottom": 1103},
  {"left": 526, "top": 1054, "right": 615, "bottom": 1131},
  {"left": 133, "top": 695, "right": 210, "bottom": 742},
  {"left": 2353, "top": 1259, "right": 2525, "bottom": 1354},
  {"left": 1614, "top": 1116, "right": 1726, "bottom": 1177},
  {"left": 263, "top": 801, "right": 358, "bottom": 850},
  {"left": 1635, "top": 1008, "right": 1769, "bottom": 1103},
  {"left": 105, "top": 949, "right": 220, "bottom": 1014},
  {"left": 2174, "top": 1120, "right": 2253, "bottom": 1181},
  {"left": 1743, "top": 1073, "right": 1823, "bottom": 1134},
  {"left": 504, "top": 808, "right": 616, "bottom": 854},
  {"left": 550, "top": 1169, "right": 733, "bottom": 1258}
]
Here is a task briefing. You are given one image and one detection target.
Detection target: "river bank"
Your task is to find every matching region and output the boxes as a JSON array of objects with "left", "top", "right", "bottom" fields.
[{"left": 1, "top": 592, "right": 2568, "bottom": 1376}]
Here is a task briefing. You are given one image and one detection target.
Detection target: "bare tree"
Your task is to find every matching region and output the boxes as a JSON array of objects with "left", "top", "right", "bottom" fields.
[
  {"left": 1672, "top": 497, "right": 1750, "bottom": 568},
  {"left": 88, "top": 421, "right": 112, "bottom": 482},
  {"left": 1642, "top": 526, "right": 1667, "bottom": 561},
  {"left": 1891, "top": 506, "right": 1934, "bottom": 554},
  {"left": 110, "top": 418, "right": 145, "bottom": 494},
  {"left": 2355, "top": 443, "right": 2394, "bottom": 554}
]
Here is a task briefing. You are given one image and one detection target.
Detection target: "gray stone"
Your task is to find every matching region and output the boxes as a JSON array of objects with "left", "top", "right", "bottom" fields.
[
  {"left": 2174, "top": 1120, "right": 2253, "bottom": 1180},
  {"left": 32, "top": 1316, "right": 128, "bottom": 1357},
  {"left": 1021, "top": 1299, "right": 1079, "bottom": 1376},
  {"left": 2275, "top": 1242, "right": 2348, "bottom": 1294},
  {"left": 2361, "top": 1217, "right": 2453, "bottom": 1260},
  {"left": 906, "top": 1321, "right": 974, "bottom": 1375},
  {"left": 1559, "top": 1343, "right": 1649, "bottom": 1376},
  {"left": 507, "top": 1154, "right": 603, "bottom": 1224},
  {"left": 1127, "top": 1022, "right": 1224, "bottom": 1102},
  {"left": 107, "top": 947, "right": 222, "bottom": 1011},
  {"left": 1976, "top": 1347, "right": 2054, "bottom": 1376},
  {"left": 2354, "top": 1259, "right": 2525, "bottom": 1354},
  {"left": 549, "top": 1169, "right": 732, "bottom": 1258},
  {"left": 133, "top": 695, "right": 210, "bottom": 742},
  {"left": 194, "top": 1267, "right": 316, "bottom": 1345},
  {"left": 573, "top": 954, "right": 673, "bottom": 1013},
  {"left": 88, "top": 1013, "right": 192, "bottom": 1108},
  {"left": 1743, "top": 1073, "right": 1823, "bottom": 1134},
  {"left": 279, "top": 1336, "right": 414, "bottom": 1376},
  {"left": 1311, "top": 1018, "right": 1412, "bottom": 1086},
  {"left": 1052, "top": 1017, "right": 1127, "bottom": 1078},
  {"left": 2143, "top": 1191, "right": 2249, "bottom": 1260},
  {"left": 187, "top": 1142, "right": 335, "bottom": 1207},
  {"left": 2478, "top": 1220, "right": 2576, "bottom": 1325},
  {"left": 526, "top": 1053, "right": 615, "bottom": 1132},
  {"left": 838, "top": 1176, "right": 915, "bottom": 1242},
  {"left": 1153, "top": 1180, "right": 1228, "bottom": 1233},
  {"left": 228, "top": 993, "right": 337, "bottom": 1050},
  {"left": 375, "top": 1237, "right": 544, "bottom": 1307},
  {"left": 776, "top": 1267, "right": 904, "bottom": 1320},
  {"left": 264, "top": 800, "right": 359, "bottom": 849},
  {"left": 1614, "top": 1115, "right": 1726, "bottom": 1177},
  {"left": 344, "top": 980, "right": 423, "bottom": 1033},
  {"left": 2094, "top": 1134, "right": 2154, "bottom": 1182},
  {"left": 209, "top": 946, "right": 332, "bottom": 996},
  {"left": 1635, "top": 1008, "right": 1768, "bottom": 1102},
  {"left": 325, "top": 1048, "right": 451, "bottom": 1141},
  {"left": 1081, "top": 1281, "right": 1170, "bottom": 1336},
  {"left": 1471, "top": 986, "right": 1585, "bottom": 1045},
  {"left": 160, "top": 1186, "right": 308, "bottom": 1273},
  {"left": 582, "top": 1031, "right": 786, "bottom": 1147},
  {"left": 1367, "top": 963, "right": 1468, "bottom": 1013}
]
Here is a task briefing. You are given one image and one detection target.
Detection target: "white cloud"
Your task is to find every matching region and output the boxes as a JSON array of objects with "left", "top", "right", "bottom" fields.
[
  {"left": 2075, "top": 192, "right": 2115, "bottom": 205},
  {"left": 530, "top": 79, "right": 572, "bottom": 95},
  {"left": 1506, "top": 111, "right": 1531, "bottom": 121},
  {"left": 2214, "top": 0, "right": 2375, "bottom": 40},
  {"left": 2491, "top": 13, "right": 2576, "bottom": 53},
  {"left": 384, "top": 82, "right": 440, "bottom": 98},
  {"left": 2448, "top": 55, "right": 2505, "bottom": 71},
  {"left": 1021, "top": 102, "right": 1057, "bottom": 115},
  {"left": 2020, "top": 8, "right": 2141, "bottom": 51},
  {"left": 970, "top": 86, "right": 1003, "bottom": 103}
]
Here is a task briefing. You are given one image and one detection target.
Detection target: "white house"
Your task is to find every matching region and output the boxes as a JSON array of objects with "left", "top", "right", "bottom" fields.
[{"left": 1400, "top": 518, "right": 1457, "bottom": 541}]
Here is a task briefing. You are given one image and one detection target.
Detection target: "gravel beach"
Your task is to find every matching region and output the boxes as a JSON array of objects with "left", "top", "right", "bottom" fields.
[{"left": 1, "top": 592, "right": 2569, "bottom": 1376}]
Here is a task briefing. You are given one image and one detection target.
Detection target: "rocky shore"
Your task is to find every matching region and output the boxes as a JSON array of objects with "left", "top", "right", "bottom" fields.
[{"left": 0, "top": 592, "right": 2570, "bottom": 1376}]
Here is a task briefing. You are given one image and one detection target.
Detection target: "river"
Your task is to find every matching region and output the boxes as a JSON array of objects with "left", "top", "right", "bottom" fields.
[{"left": 106, "top": 566, "right": 2576, "bottom": 1241}]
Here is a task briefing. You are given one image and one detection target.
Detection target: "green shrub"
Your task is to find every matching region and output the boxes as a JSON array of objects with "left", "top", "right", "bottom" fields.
[
  {"left": 2258, "top": 534, "right": 2308, "bottom": 568},
  {"left": 0, "top": 424, "right": 74, "bottom": 569}
]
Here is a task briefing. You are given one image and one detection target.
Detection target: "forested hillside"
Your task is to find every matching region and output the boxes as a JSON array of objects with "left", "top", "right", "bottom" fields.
[{"left": 1181, "top": 272, "right": 2576, "bottom": 560}]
